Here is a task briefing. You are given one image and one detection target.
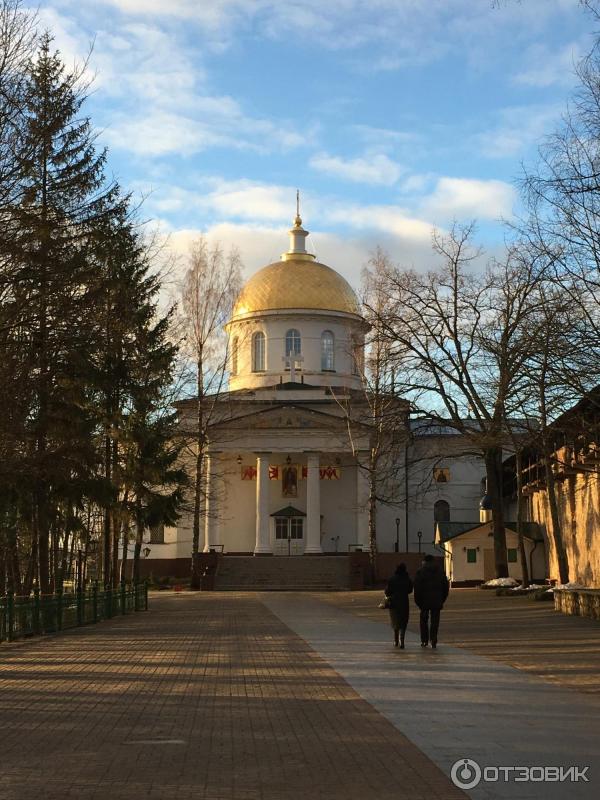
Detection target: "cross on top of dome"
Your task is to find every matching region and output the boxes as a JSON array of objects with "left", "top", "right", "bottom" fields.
[{"left": 293, "top": 189, "right": 303, "bottom": 229}]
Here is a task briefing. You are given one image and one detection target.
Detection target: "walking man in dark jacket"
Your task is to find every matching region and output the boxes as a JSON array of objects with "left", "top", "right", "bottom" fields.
[{"left": 413, "top": 554, "right": 449, "bottom": 649}]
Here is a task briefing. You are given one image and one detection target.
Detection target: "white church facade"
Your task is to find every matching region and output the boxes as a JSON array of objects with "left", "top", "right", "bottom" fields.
[{"left": 136, "top": 213, "right": 490, "bottom": 577}]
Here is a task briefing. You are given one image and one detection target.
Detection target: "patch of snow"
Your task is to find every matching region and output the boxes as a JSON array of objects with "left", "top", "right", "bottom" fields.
[
  {"left": 483, "top": 577, "right": 519, "bottom": 587},
  {"left": 553, "top": 581, "right": 587, "bottom": 591},
  {"left": 509, "top": 583, "right": 547, "bottom": 591}
]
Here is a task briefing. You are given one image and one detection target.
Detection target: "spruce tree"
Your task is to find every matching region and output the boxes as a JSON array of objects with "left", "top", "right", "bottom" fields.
[{"left": 0, "top": 33, "right": 123, "bottom": 594}]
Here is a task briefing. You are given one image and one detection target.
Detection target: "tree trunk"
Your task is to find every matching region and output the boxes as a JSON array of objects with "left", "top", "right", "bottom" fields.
[
  {"left": 103, "top": 433, "right": 112, "bottom": 588},
  {"left": 190, "top": 362, "right": 205, "bottom": 591},
  {"left": 368, "top": 463, "right": 378, "bottom": 583},
  {"left": 111, "top": 509, "right": 120, "bottom": 589},
  {"left": 0, "top": 546, "right": 5, "bottom": 596},
  {"left": 543, "top": 454, "right": 570, "bottom": 584},
  {"left": 484, "top": 446, "right": 508, "bottom": 577},
  {"left": 59, "top": 509, "right": 72, "bottom": 592},
  {"left": 82, "top": 508, "right": 91, "bottom": 588},
  {"left": 36, "top": 490, "right": 51, "bottom": 595},
  {"left": 22, "top": 513, "right": 37, "bottom": 596},
  {"left": 132, "top": 501, "right": 144, "bottom": 585},
  {"left": 515, "top": 450, "right": 530, "bottom": 587},
  {"left": 120, "top": 522, "right": 129, "bottom": 583},
  {"left": 51, "top": 517, "right": 59, "bottom": 592},
  {"left": 111, "top": 438, "right": 120, "bottom": 588},
  {"left": 6, "top": 517, "right": 21, "bottom": 595}
]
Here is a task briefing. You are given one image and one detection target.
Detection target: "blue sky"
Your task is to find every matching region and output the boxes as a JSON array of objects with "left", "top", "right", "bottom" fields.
[{"left": 37, "top": 0, "right": 595, "bottom": 287}]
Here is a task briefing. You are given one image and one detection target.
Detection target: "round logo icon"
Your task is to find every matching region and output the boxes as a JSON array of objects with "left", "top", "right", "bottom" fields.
[{"left": 451, "top": 758, "right": 482, "bottom": 789}]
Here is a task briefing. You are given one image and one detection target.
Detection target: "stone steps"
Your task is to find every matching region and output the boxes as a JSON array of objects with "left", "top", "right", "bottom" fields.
[{"left": 214, "top": 555, "right": 350, "bottom": 591}]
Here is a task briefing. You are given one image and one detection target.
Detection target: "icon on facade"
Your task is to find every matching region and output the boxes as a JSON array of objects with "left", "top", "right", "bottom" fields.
[{"left": 282, "top": 464, "right": 298, "bottom": 497}]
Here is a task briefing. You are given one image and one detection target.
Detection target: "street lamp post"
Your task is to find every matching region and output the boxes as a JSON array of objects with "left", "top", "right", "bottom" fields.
[
  {"left": 395, "top": 518, "right": 400, "bottom": 552},
  {"left": 417, "top": 530, "right": 423, "bottom": 554}
]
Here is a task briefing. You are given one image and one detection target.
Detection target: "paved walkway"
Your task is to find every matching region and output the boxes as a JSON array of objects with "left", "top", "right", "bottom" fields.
[
  {"left": 1, "top": 592, "right": 598, "bottom": 800},
  {"left": 0, "top": 594, "right": 465, "bottom": 800},
  {"left": 318, "top": 588, "right": 600, "bottom": 694},
  {"left": 264, "top": 593, "right": 600, "bottom": 800}
]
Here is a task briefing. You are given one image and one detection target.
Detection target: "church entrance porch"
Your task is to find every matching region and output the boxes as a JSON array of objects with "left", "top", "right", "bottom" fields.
[{"left": 272, "top": 506, "right": 306, "bottom": 555}]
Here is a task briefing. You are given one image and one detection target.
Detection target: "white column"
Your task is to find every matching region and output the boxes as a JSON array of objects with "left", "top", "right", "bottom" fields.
[
  {"left": 254, "top": 453, "right": 272, "bottom": 555},
  {"left": 305, "top": 452, "right": 322, "bottom": 554},
  {"left": 203, "top": 452, "right": 220, "bottom": 552},
  {"left": 355, "top": 459, "right": 370, "bottom": 550}
]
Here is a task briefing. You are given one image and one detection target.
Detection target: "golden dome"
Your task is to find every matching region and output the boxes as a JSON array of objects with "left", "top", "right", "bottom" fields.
[{"left": 232, "top": 258, "right": 361, "bottom": 318}]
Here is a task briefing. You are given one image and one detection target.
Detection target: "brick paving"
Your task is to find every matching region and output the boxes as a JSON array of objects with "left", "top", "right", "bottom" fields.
[
  {"left": 317, "top": 588, "right": 600, "bottom": 694},
  {"left": 0, "top": 594, "right": 466, "bottom": 800}
]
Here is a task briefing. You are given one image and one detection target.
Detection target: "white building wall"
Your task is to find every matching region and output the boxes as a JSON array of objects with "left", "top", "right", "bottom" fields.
[
  {"left": 374, "top": 440, "right": 487, "bottom": 555},
  {"left": 215, "top": 452, "right": 360, "bottom": 553},
  {"left": 446, "top": 527, "right": 544, "bottom": 583}
]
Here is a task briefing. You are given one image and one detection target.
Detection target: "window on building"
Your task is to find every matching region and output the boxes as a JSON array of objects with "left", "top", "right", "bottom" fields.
[
  {"left": 321, "top": 330, "right": 335, "bottom": 371},
  {"left": 252, "top": 331, "right": 265, "bottom": 372},
  {"left": 231, "top": 336, "right": 238, "bottom": 375},
  {"left": 507, "top": 548, "right": 518, "bottom": 563},
  {"left": 466, "top": 548, "right": 477, "bottom": 563},
  {"left": 285, "top": 329, "right": 301, "bottom": 357},
  {"left": 433, "top": 467, "right": 450, "bottom": 483},
  {"left": 433, "top": 499, "right": 450, "bottom": 522},
  {"left": 150, "top": 523, "right": 165, "bottom": 544},
  {"left": 275, "top": 518, "right": 287, "bottom": 540}
]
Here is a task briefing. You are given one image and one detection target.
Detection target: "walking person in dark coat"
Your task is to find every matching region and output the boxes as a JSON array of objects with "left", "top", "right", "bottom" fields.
[
  {"left": 413, "top": 554, "right": 449, "bottom": 649},
  {"left": 385, "top": 563, "right": 413, "bottom": 648}
]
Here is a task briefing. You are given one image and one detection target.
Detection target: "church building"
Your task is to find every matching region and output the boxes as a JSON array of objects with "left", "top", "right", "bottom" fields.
[{"left": 138, "top": 211, "right": 490, "bottom": 580}]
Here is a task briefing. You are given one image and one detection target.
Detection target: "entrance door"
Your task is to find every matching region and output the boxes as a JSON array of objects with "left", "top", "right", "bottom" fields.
[
  {"left": 483, "top": 548, "right": 495, "bottom": 581},
  {"left": 273, "top": 517, "right": 305, "bottom": 555}
]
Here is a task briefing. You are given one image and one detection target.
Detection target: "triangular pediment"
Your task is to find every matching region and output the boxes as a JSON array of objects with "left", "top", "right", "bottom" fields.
[
  {"left": 215, "top": 404, "right": 350, "bottom": 432},
  {"left": 270, "top": 505, "right": 306, "bottom": 517}
]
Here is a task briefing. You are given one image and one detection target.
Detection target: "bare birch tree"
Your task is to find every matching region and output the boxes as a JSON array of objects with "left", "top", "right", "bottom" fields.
[
  {"left": 336, "top": 247, "right": 409, "bottom": 575},
  {"left": 178, "top": 237, "right": 242, "bottom": 590}
]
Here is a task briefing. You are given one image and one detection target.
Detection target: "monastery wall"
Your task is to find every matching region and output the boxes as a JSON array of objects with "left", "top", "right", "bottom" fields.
[{"left": 530, "top": 471, "right": 600, "bottom": 587}]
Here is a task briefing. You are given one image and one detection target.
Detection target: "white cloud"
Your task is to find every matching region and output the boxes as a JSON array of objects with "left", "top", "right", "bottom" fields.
[
  {"left": 104, "top": 111, "right": 221, "bottom": 158},
  {"left": 420, "top": 177, "right": 515, "bottom": 222},
  {"left": 352, "top": 124, "right": 419, "bottom": 150},
  {"left": 326, "top": 203, "right": 434, "bottom": 241},
  {"left": 476, "top": 103, "right": 563, "bottom": 159},
  {"left": 309, "top": 152, "right": 404, "bottom": 186},
  {"left": 38, "top": 7, "right": 309, "bottom": 160},
  {"left": 513, "top": 40, "right": 585, "bottom": 88},
  {"left": 104, "top": 97, "right": 308, "bottom": 158},
  {"left": 145, "top": 178, "right": 437, "bottom": 244},
  {"left": 95, "top": 0, "right": 583, "bottom": 71},
  {"left": 142, "top": 179, "right": 297, "bottom": 223},
  {"left": 101, "top": 0, "right": 244, "bottom": 26},
  {"left": 163, "top": 220, "right": 436, "bottom": 291}
]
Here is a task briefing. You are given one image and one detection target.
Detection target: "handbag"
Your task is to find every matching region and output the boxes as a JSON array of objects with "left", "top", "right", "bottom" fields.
[{"left": 378, "top": 594, "right": 391, "bottom": 609}]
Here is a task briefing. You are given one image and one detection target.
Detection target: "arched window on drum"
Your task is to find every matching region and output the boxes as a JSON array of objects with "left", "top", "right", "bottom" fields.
[
  {"left": 321, "top": 330, "right": 335, "bottom": 371},
  {"left": 252, "top": 331, "right": 265, "bottom": 372},
  {"left": 285, "top": 328, "right": 301, "bottom": 357}
]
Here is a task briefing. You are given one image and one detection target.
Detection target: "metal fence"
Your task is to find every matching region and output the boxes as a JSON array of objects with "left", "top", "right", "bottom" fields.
[{"left": 0, "top": 582, "right": 148, "bottom": 644}]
